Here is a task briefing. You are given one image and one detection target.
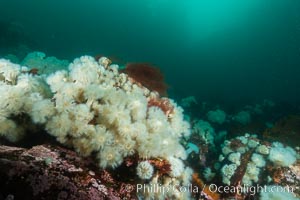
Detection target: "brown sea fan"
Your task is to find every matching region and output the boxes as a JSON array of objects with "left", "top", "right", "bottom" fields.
[{"left": 123, "top": 63, "right": 168, "bottom": 96}]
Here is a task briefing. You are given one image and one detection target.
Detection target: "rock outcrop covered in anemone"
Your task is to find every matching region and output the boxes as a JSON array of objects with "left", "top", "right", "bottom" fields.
[{"left": 0, "top": 54, "right": 192, "bottom": 199}]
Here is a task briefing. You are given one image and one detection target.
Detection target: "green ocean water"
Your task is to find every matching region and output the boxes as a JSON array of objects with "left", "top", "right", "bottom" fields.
[
  {"left": 1, "top": 0, "right": 300, "bottom": 106},
  {"left": 1, "top": 2, "right": 300, "bottom": 199}
]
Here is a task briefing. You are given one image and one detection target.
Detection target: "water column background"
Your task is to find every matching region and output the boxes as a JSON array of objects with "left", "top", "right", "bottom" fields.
[{"left": 0, "top": 0, "right": 299, "bottom": 106}]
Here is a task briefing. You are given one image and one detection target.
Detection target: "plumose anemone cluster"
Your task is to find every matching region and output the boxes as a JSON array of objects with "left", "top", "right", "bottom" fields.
[
  {"left": 205, "top": 133, "right": 299, "bottom": 194},
  {"left": 0, "top": 54, "right": 193, "bottom": 199},
  {"left": 0, "top": 55, "right": 191, "bottom": 165}
]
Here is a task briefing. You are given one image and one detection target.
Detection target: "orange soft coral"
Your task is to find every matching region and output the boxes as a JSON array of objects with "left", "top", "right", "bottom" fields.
[
  {"left": 148, "top": 158, "right": 171, "bottom": 176},
  {"left": 147, "top": 97, "right": 174, "bottom": 117},
  {"left": 123, "top": 63, "right": 168, "bottom": 96},
  {"left": 192, "top": 173, "right": 220, "bottom": 200}
]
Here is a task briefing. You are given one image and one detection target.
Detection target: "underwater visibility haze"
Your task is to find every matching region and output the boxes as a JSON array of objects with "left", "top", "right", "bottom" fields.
[
  {"left": 1, "top": 0, "right": 300, "bottom": 105},
  {"left": 0, "top": 0, "right": 300, "bottom": 200}
]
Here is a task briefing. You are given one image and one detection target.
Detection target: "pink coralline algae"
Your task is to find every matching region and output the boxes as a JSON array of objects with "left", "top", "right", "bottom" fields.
[{"left": 0, "top": 144, "right": 137, "bottom": 200}]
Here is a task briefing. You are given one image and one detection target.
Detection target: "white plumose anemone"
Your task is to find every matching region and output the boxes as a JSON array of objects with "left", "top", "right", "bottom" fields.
[
  {"left": 136, "top": 161, "right": 154, "bottom": 180},
  {"left": 268, "top": 142, "right": 297, "bottom": 167}
]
